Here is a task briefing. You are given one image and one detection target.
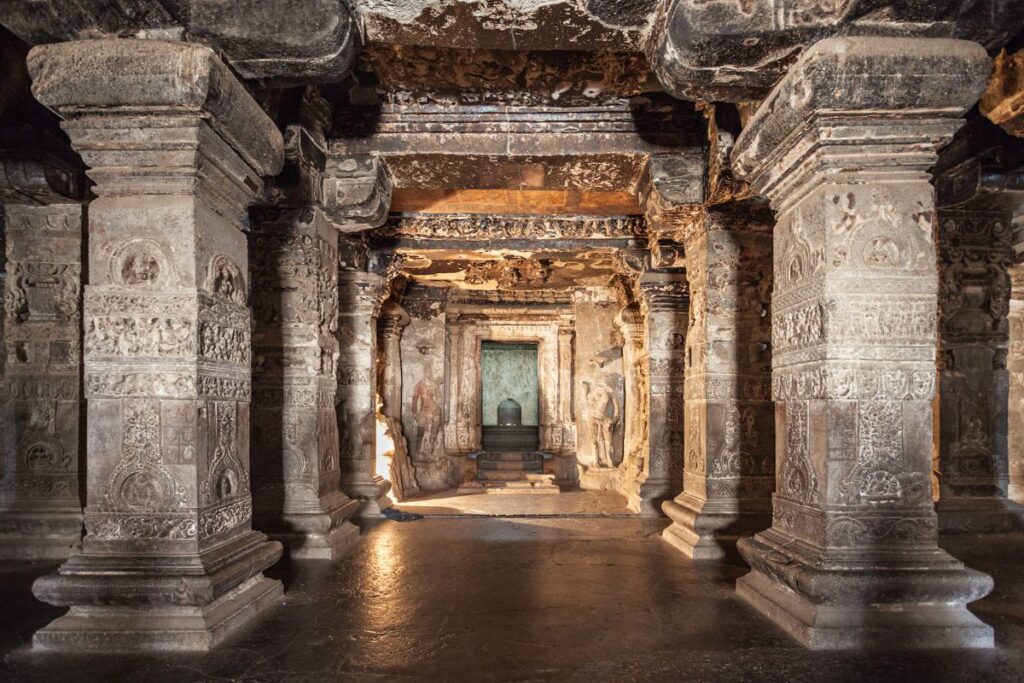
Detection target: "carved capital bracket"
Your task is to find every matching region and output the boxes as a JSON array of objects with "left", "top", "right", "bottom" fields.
[
  {"left": 322, "top": 155, "right": 393, "bottom": 233},
  {"left": 639, "top": 153, "right": 704, "bottom": 269}
]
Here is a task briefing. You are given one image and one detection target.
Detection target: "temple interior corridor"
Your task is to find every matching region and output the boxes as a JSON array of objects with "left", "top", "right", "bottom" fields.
[{"left": 3, "top": 518, "right": 1024, "bottom": 681}]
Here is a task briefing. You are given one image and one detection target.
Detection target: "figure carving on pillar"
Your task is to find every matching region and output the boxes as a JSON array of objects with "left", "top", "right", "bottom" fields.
[
  {"left": 583, "top": 379, "right": 619, "bottom": 469},
  {"left": 412, "top": 368, "right": 443, "bottom": 460}
]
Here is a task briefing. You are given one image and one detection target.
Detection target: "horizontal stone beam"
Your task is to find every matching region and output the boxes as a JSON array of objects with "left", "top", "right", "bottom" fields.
[{"left": 2, "top": 0, "right": 360, "bottom": 84}]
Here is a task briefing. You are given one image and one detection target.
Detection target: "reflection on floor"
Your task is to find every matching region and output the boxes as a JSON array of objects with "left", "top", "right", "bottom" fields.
[
  {"left": 3, "top": 522, "right": 1024, "bottom": 681},
  {"left": 399, "top": 488, "right": 632, "bottom": 516}
]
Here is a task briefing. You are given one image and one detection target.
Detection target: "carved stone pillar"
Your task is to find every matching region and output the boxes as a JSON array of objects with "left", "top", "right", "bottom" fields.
[
  {"left": 0, "top": 196, "right": 84, "bottom": 559},
  {"left": 633, "top": 273, "right": 688, "bottom": 515},
  {"left": 27, "top": 38, "right": 284, "bottom": 651},
  {"left": 337, "top": 269, "right": 392, "bottom": 515},
  {"left": 936, "top": 210, "right": 1024, "bottom": 532},
  {"left": 377, "top": 301, "right": 409, "bottom": 420},
  {"left": 731, "top": 37, "right": 995, "bottom": 648},
  {"left": 377, "top": 300, "right": 419, "bottom": 501},
  {"left": 615, "top": 302, "right": 647, "bottom": 507},
  {"left": 249, "top": 206, "right": 360, "bottom": 559},
  {"left": 1010, "top": 264, "right": 1024, "bottom": 503},
  {"left": 662, "top": 204, "right": 774, "bottom": 559}
]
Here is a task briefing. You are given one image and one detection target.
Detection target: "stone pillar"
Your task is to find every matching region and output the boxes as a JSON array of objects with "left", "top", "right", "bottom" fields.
[
  {"left": 377, "top": 300, "right": 419, "bottom": 501},
  {"left": 1010, "top": 264, "right": 1024, "bottom": 503},
  {"left": 661, "top": 204, "right": 774, "bottom": 559},
  {"left": 937, "top": 210, "right": 1024, "bottom": 531},
  {"left": 615, "top": 301, "right": 648, "bottom": 508},
  {"left": 337, "top": 269, "right": 392, "bottom": 515},
  {"left": 249, "top": 206, "right": 360, "bottom": 559},
  {"left": 0, "top": 195, "right": 84, "bottom": 559},
  {"left": 633, "top": 273, "right": 688, "bottom": 515},
  {"left": 28, "top": 38, "right": 284, "bottom": 651},
  {"left": 731, "top": 37, "right": 995, "bottom": 648},
  {"left": 377, "top": 301, "right": 409, "bottom": 420}
]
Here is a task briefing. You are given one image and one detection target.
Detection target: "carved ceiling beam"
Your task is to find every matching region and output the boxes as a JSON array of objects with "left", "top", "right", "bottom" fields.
[
  {"left": 981, "top": 48, "right": 1024, "bottom": 139},
  {"left": 373, "top": 214, "right": 647, "bottom": 248},
  {"left": 649, "top": 0, "right": 1022, "bottom": 103},
  {"left": 1, "top": 0, "right": 361, "bottom": 86}
]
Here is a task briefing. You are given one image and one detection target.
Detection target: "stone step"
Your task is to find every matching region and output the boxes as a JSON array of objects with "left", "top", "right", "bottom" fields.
[
  {"left": 477, "top": 471, "right": 555, "bottom": 483},
  {"left": 477, "top": 452, "right": 543, "bottom": 463},
  {"left": 478, "top": 481, "right": 561, "bottom": 494},
  {"left": 479, "top": 461, "right": 543, "bottom": 471}
]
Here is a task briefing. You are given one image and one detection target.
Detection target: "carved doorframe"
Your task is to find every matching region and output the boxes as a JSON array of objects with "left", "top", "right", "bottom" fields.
[{"left": 444, "top": 314, "right": 573, "bottom": 456}]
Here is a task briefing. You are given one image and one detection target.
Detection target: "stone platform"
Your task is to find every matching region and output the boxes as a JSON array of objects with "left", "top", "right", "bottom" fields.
[{"left": 458, "top": 452, "right": 560, "bottom": 495}]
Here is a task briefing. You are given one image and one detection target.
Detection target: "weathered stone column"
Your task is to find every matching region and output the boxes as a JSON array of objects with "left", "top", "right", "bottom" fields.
[
  {"left": 337, "top": 268, "right": 392, "bottom": 515},
  {"left": 27, "top": 39, "right": 284, "bottom": 651},
  {"left": 633, "top": 272, "right": 688, "bottom": 515},
  {"left": 249, "top": 206, "right": 360, "bottom": 559},
  {"left": 615, "top": 301, "right": 648, "bottom": 508},
  {"left": 377, "top": 300, "right": 420, "bottom": 500},
  {"left": 0, "top": 156, "right": 85, "bottom": 559},
  {"left": 662, "top": 204, "right": 774, "bottom": 559},
  {"left": 732, "top": 37, "right": 995, "bottom": 648},
  {"left": 936, "top": 210, "right": 1024, "bottom": 532},
  {"left": 1011, "top": 264, "right": 1024, "bottom": 503}
]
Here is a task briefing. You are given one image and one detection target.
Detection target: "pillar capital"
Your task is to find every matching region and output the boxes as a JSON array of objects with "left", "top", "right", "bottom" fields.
[
  {"left": 733, "top": 37, "right": 990, "bottom": 211},
  {"left": 28, "top": 38, "right": 283, "bottom": 220}
]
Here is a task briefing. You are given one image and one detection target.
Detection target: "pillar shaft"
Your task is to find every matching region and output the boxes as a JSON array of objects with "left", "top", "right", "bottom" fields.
[
  {"left": 337, "top": 269, "right": 392, "bottom": 515},
  {"left": 377, "top": 301, "right": 419, "bottom": 500},
  {"left": 249, "top": 206, "right": 360, "bottom": 559},
  {"left": 1010, "top": 264, "right": 1024, "bottom": 503},
  {"left": 937, "top": 210, "right": 1024, "bottom": 531},
  {"left": 27, "top": 38, "right": 284, "bottom": 652},
  {"left": 0, "top": 202, "right": 84, "bottom": 558},
  {"left": 662, "top": 206, "right": 774, "bottom": 558},
  {"left": 732, "top": 36, "right": 995, "bottom": 649}
]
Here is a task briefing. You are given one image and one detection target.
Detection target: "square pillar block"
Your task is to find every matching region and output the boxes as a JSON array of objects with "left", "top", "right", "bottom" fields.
[
  {"left": 662, "top": 204, "right": 775, "bottom": 558},
  {"left": 0, "top": 202, "right": 84, "bottom": 559},
  {"left": 731, "top": 37, "right": 996, "bottom": 649},
  {"left": 250, "top": 207, "right": 360, "bottom": 559},
  {"left": 27, "top": 38, "right": 285, "bottom": 651}
]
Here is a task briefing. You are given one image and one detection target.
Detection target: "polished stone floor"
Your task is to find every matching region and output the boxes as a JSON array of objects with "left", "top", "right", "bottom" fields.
[
  {"left": 2, "top": 519, "right": 1023, "bottom": 682},
  {"left": 400, "top": 488, "right": 632, "bottom": 516}
]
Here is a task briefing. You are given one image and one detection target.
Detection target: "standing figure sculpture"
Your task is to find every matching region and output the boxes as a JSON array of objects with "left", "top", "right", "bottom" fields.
[
  {"left": 584, "top": 379, "right": 619, "bottom": 468},
  {"left": 411, "top": 369, "right": 443, "bottom": 459}
]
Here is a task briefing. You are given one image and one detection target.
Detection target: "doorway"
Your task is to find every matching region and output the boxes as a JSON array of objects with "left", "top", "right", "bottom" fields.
[{"left": 480, "top": 341, "right": 539, "bottom": 452}]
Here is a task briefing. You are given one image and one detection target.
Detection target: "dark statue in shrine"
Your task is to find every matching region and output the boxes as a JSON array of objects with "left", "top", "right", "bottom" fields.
[{"left": 497, "top": 398, "right": 522, "bottom": 426}]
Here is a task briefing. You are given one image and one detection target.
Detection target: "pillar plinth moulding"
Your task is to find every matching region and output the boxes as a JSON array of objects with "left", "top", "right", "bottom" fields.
[
  {"left": 633, "top": 272, "right": 688, "bottom": 515},
  {"left": 732, "top": 36, "right": 995, "bottom": 649},
  {"left": 661, "top": 204, "right": 774, "bottom": 559},
  {"left": 377, "top": 300, "right": 419, "bottom": 500},
  {"left": 337, "top": 267, "right": 392, "bottom": 516},
  {"left": 27, "top": 38, "right": 285, "bottom": 652},
  {"left": 0, "top": 154, "right": 85, "bottom": 559},
  {"left": 250, "top": 206, "right": 360, "bottom": 560}
]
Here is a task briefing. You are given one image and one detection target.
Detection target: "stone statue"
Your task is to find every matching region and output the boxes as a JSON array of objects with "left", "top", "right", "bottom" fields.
[
  {"left": 411, "top": 368, "right": 443, "bottom": 459},
  {"left": 583, "top": 379, "right": 619, "bottom": 468}
]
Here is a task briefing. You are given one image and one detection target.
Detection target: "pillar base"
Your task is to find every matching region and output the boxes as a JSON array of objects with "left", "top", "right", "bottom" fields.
[
  {"left": 33, "top": 574, "right": 282, "bottom": 652},
  {"left": 736, "top": 532, "right": 994, "bottom": 649},
  {"left": 33, "top": 530, "right": 283, "bottom": 652},
  {"left": 267, "top": 493, "right": 362, "bottom": 561},
  {"left": 661, "top": 493, "right": 770, "bottom": 561},
  {"left": 627, "top": 477, "right": 675, "bottom": 516},
  {"left": 937, "top": 497, "right": 1024, "bottom": 534},
  {"left": 347, "top": 475, "right": 393, "bottom": 518},
  {"left": 0, "top": 511, "right": 82, "bottom": 560}
]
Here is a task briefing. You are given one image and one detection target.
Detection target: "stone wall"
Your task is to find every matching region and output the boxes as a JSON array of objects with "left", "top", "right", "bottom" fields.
[{"left": 481, "top": 343, "right": 539, "bottom": 426}]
